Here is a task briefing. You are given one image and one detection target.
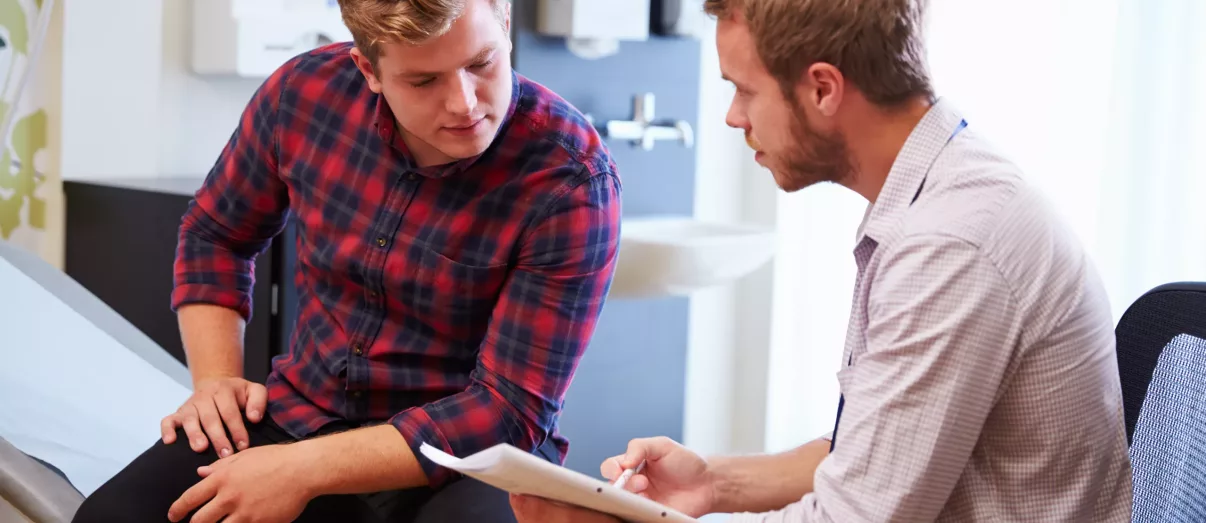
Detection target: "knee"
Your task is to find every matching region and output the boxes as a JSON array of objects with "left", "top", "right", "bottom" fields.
[
  {"left": 70, "top": 470, "right": 177, "bottom": 523},
  {"left": 71, "top": 439, "right": 209, "bottom": 522},
  {"left": 413, "top": 478, "right": 516, "bottom": 523},
  {"left": 73, "top": 486, "right": 179, "bottom": 523},
  {"left": 71, "top": 488, "right": 131, "bottom": 523}
]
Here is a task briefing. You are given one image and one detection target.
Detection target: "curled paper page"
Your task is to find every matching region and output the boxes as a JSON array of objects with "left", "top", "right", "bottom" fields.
[{"left": 419, "top": 443, "right": 697, "bottom": 523}]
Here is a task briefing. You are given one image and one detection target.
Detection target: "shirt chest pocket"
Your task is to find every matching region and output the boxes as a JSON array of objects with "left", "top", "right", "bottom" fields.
[{"left": 412, "top": 248, "right": 510, "bottom": 339}]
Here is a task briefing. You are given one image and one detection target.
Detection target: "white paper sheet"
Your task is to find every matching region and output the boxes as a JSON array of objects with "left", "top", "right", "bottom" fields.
[
  {"left": 419, "top": 443, "right": 697, "bottom": 523},
  {"left": 0, "top": 257, "right": 192, "bottom": 496}
]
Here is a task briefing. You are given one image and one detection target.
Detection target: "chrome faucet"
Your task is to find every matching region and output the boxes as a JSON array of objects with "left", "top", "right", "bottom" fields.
[{"left": 587, "top": 93, "right": 694, "bottom": 151}]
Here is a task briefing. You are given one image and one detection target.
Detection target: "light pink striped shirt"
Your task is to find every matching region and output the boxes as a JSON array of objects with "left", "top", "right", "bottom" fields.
[{"left": 732, "top": 99, "right": 1133, "bottom": 522}]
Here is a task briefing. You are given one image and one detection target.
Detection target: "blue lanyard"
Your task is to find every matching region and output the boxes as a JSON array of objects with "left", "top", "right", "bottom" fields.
[
  {"left": 950, "top": 119, "right": 968, "bottom": 142},
  {"left": 829, "top": 118, "right": 967, "bottom": 453}
]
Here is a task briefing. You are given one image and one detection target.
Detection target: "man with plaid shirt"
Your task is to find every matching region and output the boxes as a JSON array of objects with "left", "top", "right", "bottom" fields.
[{"left": 72, "top": 1, "right": 621, "bottom": 522}]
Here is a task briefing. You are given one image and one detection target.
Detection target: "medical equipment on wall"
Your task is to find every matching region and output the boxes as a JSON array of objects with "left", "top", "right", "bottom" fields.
[
  {"left": 191, "top": 0, "right": 353, "bottom": 77},
  {"left": 536, "top": 0, "right": 651, "bottom": 60},
  {"left": 650, "top": 0, "right": 706, "bottom": 37}
]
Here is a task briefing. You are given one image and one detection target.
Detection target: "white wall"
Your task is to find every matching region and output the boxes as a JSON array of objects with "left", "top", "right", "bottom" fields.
[
  {"left": 683, "top": 15, "right": 742, "bottom": 457},
  {"left": 59, "top": 0, "right": 260, "bottom": 180},
  {"left": 684, "top": 15, "right": 778, "bottom": 457},
  {"left": 60, "top": 0, "right": 163, "bottom": 179},
  {"left": 157, "top": 0, "right": 262, "bottom": 176}
]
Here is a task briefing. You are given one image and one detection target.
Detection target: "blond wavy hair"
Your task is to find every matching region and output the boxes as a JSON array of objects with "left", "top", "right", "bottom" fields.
[
  {"left": 337, "top": 0, "right": 508, "bottom": 64},
  {"left": 704, "top": 0, "right": 933, "bottom": 107}
]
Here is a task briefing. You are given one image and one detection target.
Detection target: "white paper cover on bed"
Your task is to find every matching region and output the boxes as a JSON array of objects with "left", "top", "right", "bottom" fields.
[{"left": 0, "top": 249, "right": 191, "bottom": 497}]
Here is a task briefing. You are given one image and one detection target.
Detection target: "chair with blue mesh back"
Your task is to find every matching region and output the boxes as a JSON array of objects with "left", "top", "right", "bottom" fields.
[{"left": 1115, "top": 282, "right": 1206, "bottom": 522}]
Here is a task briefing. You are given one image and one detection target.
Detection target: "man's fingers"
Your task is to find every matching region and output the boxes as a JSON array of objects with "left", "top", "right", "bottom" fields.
[
  {"left": 603, "top": 435, "right": 679, "bottom": 478},
  {"left": 167, "top": 477, "right": 218, "bottom": 522},
  {"left": 601, "top": 453, "right": 653, "bottom": 481},
  {"left": 196, "top": 451, "right": 234, "bottom": 478},
  {"left": 510, "top": 494, "right": 620, "bottom": 523},
  {"left": 197, "top": 399, "right": 234, "bottom": 458},
  {"left": 622, "top": 436, "right": 676, "bottom": 469},
  {"left": 510, "top": 494, "right": 553, "bottom": 521},
  {"left": 509, "top": 493, "right": 533, "bottom": 520},
  {"left": 185, "top": 496, "right": 229, "bottom": 523},
  {"left": 244, "top": 383, "right": 267, "bottom": 423},
  {"left": 510, "top": 493, "right": 529, "bottom": 510},
  {"left": 161, "top": 414, "right": 180, "bottom": 444},
  {"left": 180, "top": 405, "right": 209, "bottom": 453},
  {"left": 600, "top": 456, "right": 623, "bottom": 480},
  {"left": 214, "top": 389, "right": 249, "bottom": 452},
  {"left": 625, "top": 474, "right": 650, "bottom": 493}
]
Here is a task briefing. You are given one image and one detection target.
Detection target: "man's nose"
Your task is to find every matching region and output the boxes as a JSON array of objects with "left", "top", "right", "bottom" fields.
[
  {"left": 446, "top": 71, "right": 477, "bottom": 116},
  {"left": 724, "top": 102, "right": 745, "bottom": 130}
]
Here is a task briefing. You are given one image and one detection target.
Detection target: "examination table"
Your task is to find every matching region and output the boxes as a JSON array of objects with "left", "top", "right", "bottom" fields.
[{"left": 0, "top": 240, "right": 193, "bottom": 522}]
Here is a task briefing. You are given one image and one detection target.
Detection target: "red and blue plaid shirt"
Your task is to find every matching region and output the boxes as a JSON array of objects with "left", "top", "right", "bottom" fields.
[{"left": 171, "top": 43, "right": 621, "bottom": 487}]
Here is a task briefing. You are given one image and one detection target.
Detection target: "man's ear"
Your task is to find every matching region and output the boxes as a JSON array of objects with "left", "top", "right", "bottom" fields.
[
  {"left": 502, "top": 1, "right": 513, "bottom": 39},
  {"left": 798, "top": 63, "right": 844, "bottom": 117},
  {"left": 350, "top": 46, "right": 383, "bottom": 94}
]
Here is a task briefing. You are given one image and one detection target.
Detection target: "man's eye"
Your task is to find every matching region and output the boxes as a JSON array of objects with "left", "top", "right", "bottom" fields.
[
  {"left": 411, "top": 78, "right": 435, "bottom": 88},
  {"left": 471, "top": 60, "right": 493, "bottom": 69}
]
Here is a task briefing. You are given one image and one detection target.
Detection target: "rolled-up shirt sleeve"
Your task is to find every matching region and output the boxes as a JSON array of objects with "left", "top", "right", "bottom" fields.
[
  {"left": 171, "top": 61, "right": 293, "bottom": 320},
  {"left": 392, "top": 170, "right": 622, "bottom": 487},
  {"left": 730, "top": 234, "right": 1020, "bottom": 522}
]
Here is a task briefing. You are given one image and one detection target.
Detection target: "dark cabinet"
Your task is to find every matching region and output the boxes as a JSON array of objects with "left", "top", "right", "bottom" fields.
[{"left": 63, "top": 178, "right": 291, "bottom": 384}]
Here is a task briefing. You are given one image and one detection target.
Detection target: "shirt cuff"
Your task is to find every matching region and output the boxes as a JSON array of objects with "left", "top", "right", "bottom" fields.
[
  {"left": 170, "top": 283, "right": 252, "bottom": 320},
  {"left": 390, "top": 407, "right": 456, "bottom": 488}
]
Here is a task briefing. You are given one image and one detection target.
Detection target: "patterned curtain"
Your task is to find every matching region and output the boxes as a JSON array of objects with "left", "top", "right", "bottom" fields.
[{"left": 0, "top": 0, "right": 61, "bottom": 267}]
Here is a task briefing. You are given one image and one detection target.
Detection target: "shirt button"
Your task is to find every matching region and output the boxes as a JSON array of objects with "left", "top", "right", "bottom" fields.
[
  {"left": 352, "top": 343, "right": 363, "bottom": 356},
  {"left": 351, "top": 391, "right": 362, "bottom": 398},
  {"left": 376, "top": 237, "right": 387, "bottom": 247},
  {"left": 408, "top": 173, "right": 417, "bottom": 181},
  {"left": 369, "top": 290, "right": 378, "bottom": 298}
]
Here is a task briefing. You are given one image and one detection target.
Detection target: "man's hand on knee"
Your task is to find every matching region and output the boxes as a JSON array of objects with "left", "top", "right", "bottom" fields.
[
  {"left": 160, "top": 377, "right": 268, "bottom": 458},
  {"left": 168, "top": 443, "right": 314, "bottom": 523}
]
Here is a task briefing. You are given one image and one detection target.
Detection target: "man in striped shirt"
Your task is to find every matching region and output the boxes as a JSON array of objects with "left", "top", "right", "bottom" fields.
[{"left": 513, "top": 0, "right": 1134, "bottom": 521}]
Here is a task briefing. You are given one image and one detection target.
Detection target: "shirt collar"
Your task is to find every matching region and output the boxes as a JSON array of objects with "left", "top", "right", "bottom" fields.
[
  {"left": 855, "top": 97, "right": 967, "bottom": 245},
  {"left": 372, "top": 69, "right": 522, "bottom": 179}
]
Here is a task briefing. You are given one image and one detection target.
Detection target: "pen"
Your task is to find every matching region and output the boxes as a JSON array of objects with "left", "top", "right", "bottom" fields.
[{"left": 612, "top": 460, "right": 646, "bottom": 490}]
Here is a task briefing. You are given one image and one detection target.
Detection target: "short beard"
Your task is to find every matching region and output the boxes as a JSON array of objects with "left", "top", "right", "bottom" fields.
[{"left": 775, "top": 99, "right": 853, "bottom": 193}]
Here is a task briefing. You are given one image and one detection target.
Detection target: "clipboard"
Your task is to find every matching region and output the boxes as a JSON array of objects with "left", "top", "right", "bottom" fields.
[{"left": 419, "top": 442, "right": 697, "bottom": 522}]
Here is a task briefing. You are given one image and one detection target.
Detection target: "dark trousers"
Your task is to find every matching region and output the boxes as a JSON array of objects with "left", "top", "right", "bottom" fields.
[{"left": 72, "top": 415, "right": 553, "bottom": 522}]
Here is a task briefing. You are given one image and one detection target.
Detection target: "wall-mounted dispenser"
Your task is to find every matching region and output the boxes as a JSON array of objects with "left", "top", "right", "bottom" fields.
[
  {"left": 586, "top": 93, "right": 694, "bottom": 151},
  {"left": 651, "top": 0, "right": 706, "bottom": 37},
  {"left": 191, "top": 0, "right": 353, "bottom": 77},
  {"left": 537, "top": 0, "right": 651, "bottom": 60}
]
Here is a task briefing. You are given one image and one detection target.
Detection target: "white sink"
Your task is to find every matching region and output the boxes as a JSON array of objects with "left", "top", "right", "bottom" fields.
[{"left": 609, "top": 216, "right": 777, "bottom": 299}]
